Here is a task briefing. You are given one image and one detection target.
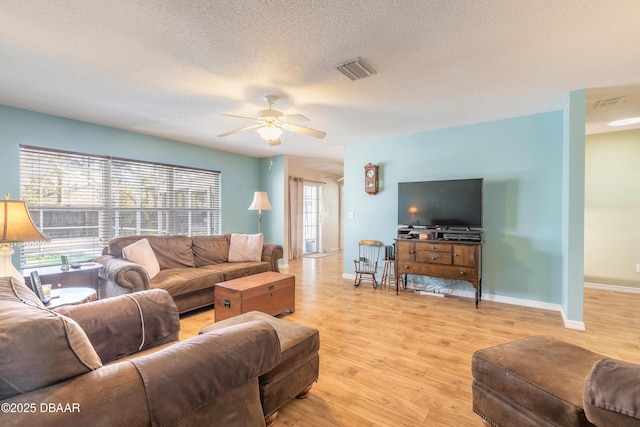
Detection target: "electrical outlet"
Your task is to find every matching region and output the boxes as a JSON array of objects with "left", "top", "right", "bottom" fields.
[
  {"left": 636, "top": 264, "right": 640, "bottom": 273},
  {"left": 347, "top": 211, "right": 354, "bottom": 219}
]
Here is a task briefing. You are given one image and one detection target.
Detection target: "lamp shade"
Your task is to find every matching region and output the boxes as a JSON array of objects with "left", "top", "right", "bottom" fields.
[
  {"left": 1, "top": 196, "right": 50, "bottom": 282},
  {"left": 256, "top": 123, "right": 283, "bottom": 142},
  {"left": 248, "top": 192, "right": 272, "bottom": 212},
  {"left": 1, "top": 198, "right": 50, "bottom": 244}
]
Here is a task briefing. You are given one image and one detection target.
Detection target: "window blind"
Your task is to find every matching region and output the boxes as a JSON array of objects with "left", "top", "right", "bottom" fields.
[{"left": 19, "top": 145, "right": 221, "bottom": 268}]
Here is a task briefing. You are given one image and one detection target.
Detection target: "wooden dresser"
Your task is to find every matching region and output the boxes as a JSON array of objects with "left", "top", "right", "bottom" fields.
[{"left": 395, "top": 231, "right": 482, "bottom": 307}]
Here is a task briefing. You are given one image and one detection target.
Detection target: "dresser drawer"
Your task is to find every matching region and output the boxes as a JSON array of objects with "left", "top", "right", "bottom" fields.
[
  {"left": 418, "top": 243, "right": 452, "bottom": 253},
  {"left": 398, "top": 262, "right": 478, "bottom": 285},
  {"left": 415, "top": 251, "right": 452, "bottom": 265}
]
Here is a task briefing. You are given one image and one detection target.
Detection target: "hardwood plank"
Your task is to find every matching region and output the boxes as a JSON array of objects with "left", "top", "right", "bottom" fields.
[{"left": 179, "top": 252, "right": 640, "bottom": 426}]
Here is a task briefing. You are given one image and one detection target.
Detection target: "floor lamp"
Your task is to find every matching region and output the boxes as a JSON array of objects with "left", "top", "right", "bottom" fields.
[
  {"left": 248, "top": 191, "right": 272, "bottom": 233},
  {"left": 1, "top": 194, "right": 50, "bottom": 283}
]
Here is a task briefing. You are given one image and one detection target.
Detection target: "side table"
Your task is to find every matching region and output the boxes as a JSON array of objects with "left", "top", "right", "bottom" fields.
[
  {"left": 46, "top": 287, "right": 98, "bottom": 309},
  {"left": 22, "top": 262, "right": 103, "bottom": 298}
]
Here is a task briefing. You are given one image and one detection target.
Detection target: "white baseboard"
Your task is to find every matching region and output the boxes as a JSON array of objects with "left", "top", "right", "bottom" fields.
[{"left": 584, "top": 282, "right": 640, "bottom": 294}]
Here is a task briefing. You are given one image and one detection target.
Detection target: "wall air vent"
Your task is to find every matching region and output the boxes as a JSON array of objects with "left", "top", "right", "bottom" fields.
[
  {"left": 336, "top": 57, "right": 376, "bottom": 81},
  {"left": 594, "top": 96, "right": 625, "bottom": 109}
]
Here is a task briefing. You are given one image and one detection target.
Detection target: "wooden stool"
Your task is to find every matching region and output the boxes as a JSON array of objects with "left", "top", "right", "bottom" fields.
[{"left": 380, "top": 260, "right": 395, "bottom": 291}]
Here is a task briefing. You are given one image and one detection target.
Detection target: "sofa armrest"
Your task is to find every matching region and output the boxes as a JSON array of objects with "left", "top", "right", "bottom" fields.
[
  {"left": 262, "top": 243, "right": 284, "bottom": 272},
  {"left": 584, "top": 357, "right": 640, "bottom": 426},
  {"left": 96, "top": 254, "right": 150, "bottom": 293},
  {"left": 131, "top": 320, "right": 281, "bottom": 426},
  {"left": 55, "top": 289, "right": 180, "bottom": 364}
]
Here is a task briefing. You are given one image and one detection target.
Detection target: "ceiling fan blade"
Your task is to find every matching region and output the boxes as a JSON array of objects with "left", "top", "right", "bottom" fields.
[
  {"left": 218, "top": 124, "right": 262, "bottom": 137},
  {"left": 284, "top": 123, "right": 326, "bottom": 139},
  {"left": 282, "top": 114, "right": 310, "bottom": 122},
  {"left": 220, "top": 113, "right": 258, "bottom": 121}
]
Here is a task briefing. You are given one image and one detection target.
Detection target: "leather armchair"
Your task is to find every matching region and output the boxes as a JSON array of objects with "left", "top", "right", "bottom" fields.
[{"left": 0, "top": 277, "right": 281, "bottom": 427}]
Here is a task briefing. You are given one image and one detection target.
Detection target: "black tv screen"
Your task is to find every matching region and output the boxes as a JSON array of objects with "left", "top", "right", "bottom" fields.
[{"left": 398, "top": 178, "right": 483, "bottom": 228}]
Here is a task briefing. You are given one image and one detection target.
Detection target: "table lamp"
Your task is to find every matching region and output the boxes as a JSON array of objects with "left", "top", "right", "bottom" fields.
[
  {"left": 248, "top": 191, "right": 272, "bottom": 233},
  {"left": 0, "top": 194, "right": 50, "bottom": 282}
]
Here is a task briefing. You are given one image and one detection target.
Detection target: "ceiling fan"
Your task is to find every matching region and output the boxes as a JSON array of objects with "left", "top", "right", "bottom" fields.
[{"left": 218, "top": 95, "right": 326, "bottom": 146}]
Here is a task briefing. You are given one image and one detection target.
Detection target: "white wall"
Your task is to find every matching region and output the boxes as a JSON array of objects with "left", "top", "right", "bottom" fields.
[{"left": 585, "top": 128, "right": 640, "bottom": 288}]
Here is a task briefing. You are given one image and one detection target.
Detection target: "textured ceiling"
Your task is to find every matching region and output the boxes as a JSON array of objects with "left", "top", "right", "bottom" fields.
[{"left": 1, "top": 1, "right": 640, "bottom": 177}]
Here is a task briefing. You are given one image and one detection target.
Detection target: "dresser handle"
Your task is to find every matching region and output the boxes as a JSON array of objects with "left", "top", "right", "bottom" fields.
[{"left": 459, "top": 271, "right": 466, "bottom": 275}]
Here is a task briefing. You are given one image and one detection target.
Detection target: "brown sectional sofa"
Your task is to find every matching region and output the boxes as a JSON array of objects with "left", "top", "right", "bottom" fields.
[
  {"left": 0, "top": 277, "right": 282, "bottom": 427},
  {"left": 96, "top": 234, "right": 284, "bottom": 313}
]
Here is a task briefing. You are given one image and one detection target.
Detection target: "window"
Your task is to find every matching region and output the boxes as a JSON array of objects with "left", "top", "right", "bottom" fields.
[{"left": 19, "top": 145, "right": 221, "bottom": 268}]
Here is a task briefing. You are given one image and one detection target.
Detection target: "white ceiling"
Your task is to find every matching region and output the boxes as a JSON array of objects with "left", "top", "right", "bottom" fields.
[{"left": 2, "top": 1, "right": 640, "bottom": 177}]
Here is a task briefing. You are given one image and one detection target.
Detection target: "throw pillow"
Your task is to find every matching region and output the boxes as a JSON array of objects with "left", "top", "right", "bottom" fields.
[
  {"left": 228, "top": 233, "right": 264, "bottom": 262},
  {"left": 0, "top": 296, "right": 102, "bottom": 399},
  {"left": 0, "top": 276, "right": 44, "bottom": 308},
  {"left": 122, "top": 238, "right": 161, "bottom": 279}
]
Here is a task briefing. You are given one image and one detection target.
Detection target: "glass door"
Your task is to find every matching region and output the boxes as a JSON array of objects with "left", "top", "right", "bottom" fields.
[{"left": 303, "top": 183, "right": 321, "bottom": 254}]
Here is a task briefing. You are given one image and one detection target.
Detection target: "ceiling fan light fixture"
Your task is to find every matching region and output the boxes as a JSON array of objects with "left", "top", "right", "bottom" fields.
[{"left": 257, "top": 123, "right": 283, "bottom": 141}]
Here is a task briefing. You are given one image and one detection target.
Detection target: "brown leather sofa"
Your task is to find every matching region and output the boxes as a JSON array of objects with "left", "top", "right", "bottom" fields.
[
  {"left": 472, "top": 335, "right": 640, "bottom": 426},
  {"left": 0, "top": 277, "right": 281, "bottom": 427},
  {"left": 97, "top": 234, "right": 284, "bottom": 313}
]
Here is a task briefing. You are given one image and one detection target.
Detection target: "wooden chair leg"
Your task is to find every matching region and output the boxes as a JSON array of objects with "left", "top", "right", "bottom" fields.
[{"left": 354, "top": 273, "right": 361, "bottom": 287}]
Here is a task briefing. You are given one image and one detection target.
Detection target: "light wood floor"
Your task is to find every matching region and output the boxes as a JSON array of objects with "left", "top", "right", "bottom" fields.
[{"left": 180, "top": 252, "right": 640, "bottom": 426}]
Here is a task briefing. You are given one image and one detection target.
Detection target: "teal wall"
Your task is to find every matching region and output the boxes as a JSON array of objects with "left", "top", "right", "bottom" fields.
[
  {"left": 257, "top": 155, "right": 286, "bottom": 247},
  {"left": 0, "top": 105, "right": 268, "bottom": 243},
  {"left": 344, "top": 111, "right": 569, "bottom": 306}
]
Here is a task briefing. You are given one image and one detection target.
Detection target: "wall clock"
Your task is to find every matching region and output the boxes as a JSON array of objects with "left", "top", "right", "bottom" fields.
[{"left": 364, "top": 163, "right": 378, "bottom": 195}]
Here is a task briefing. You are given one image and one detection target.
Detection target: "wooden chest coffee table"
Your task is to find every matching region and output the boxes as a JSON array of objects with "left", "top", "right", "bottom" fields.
[{"left": 214, "top": 271, "right": 295, "bottom": 322}]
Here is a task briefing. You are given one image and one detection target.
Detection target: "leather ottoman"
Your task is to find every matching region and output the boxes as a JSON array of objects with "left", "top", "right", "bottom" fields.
[
  {"left": 472, "top": 336, "right": 604, "bottom": 427},
  {"left": 200, "top": 311, "right": 319, "bottom": 426}
]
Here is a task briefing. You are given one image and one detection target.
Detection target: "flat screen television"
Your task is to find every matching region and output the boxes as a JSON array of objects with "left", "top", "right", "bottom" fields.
[{"left": 397, "top": 178, "right": 483, "bottom": 228}]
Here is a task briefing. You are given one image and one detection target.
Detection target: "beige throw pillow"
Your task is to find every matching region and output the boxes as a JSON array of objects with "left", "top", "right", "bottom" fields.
[
  {"left": 228, "top": 233, "right": 264, "bottom": 262},
  {"left": 122, "top": 238, "right": 161, "bottom": 279}
]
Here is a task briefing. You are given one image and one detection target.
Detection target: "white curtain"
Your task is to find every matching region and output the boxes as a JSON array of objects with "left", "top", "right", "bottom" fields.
[{"left": 288, "top": 176, "right": 304, "bottom": 259}]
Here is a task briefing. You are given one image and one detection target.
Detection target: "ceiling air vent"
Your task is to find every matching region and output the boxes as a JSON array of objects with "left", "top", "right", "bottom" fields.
[
  {"left": 336, "top": 57, "right": 376, "bottom": 81},
  {"left": 594, "top": 96, "right": 625, "bottom": 109}
]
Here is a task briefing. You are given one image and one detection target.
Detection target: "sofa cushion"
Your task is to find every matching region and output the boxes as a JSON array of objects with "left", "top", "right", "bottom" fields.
[
  {"left": 472, "top": 335, "right": 603, "bottom": 426},
  {"left": 150, "top": 267, "right": 224, "bottom": 297},
  {"left": 0, "top": 278, "right": 102, "bottom": 399},
  {"left": 204, "top": 261, "right": 271, "bottom": 281},
  {"left": 122, "top": 238, "right": 160, "bottom": 279},
  {"left": 192, "top": 234, "right": 231, "bottom": 267},
  {"left": 228, "top": 233, "right": 263, "bottom": 262}
]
